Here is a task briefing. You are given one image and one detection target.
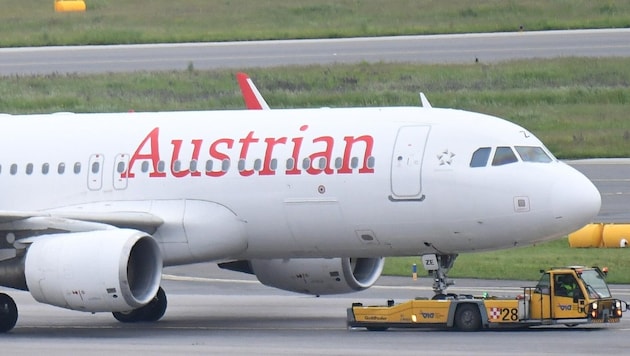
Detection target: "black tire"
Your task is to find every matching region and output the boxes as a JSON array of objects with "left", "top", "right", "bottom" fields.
[
  {"left": 366, "top": 326, "right": 389, "bottom": 331},
  {"left": 142, "top": 287, "right": 167, "bottom": 322},
  {"left": 454, "top": 304, "right": 481, "bottom": 332},
  {"left": 0, "top": 293, "right": 18, "bottom": 333},
  {"left": 112, "top": 287, "right": 167, "bottom": 323},
  {"left": 113, "top": 308, "right": 145, "bottom": 323}
]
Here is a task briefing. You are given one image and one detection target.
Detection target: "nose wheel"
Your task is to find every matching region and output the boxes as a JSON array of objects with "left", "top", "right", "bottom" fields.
[{"left": 421, "top": 254, "right": 457, "bottom": 296}]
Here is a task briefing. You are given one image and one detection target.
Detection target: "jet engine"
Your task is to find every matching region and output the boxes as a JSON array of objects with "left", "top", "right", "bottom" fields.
[
  {"left": 0, "top": 229, "right": 162, "bottom": 312},
  {"left": 221, "top": 257, "right": 384, "bottom": 295}
]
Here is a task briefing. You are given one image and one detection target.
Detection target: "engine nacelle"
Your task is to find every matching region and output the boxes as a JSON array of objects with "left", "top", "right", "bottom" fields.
[
  {"left": 24, "top": 229, "right": 162, "bottom": 312},
  {"left": 248, "top": 257, "right": 384, "bottom": 295}
]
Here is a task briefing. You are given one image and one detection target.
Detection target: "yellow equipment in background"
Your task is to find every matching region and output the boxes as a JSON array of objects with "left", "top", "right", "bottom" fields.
[
  {"left": 569, "top": 223, "right": 630, "bottom": 248},
  {"left": 54, "top": 0, "right": 86, "bottom": 12}
]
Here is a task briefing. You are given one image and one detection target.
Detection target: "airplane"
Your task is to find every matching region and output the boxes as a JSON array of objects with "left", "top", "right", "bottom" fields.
[{"left": 0, "top": 73, "right": 600, "bottom": 333}]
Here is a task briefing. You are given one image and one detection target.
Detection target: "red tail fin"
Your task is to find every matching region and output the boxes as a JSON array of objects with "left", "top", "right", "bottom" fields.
[{"left": 236, "top": 72, "right": 270, "bottom": 110}]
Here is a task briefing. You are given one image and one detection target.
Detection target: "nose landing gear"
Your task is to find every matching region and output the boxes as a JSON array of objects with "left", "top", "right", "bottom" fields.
[{"left": 421, "top": 254, "right": 458, "bottom": 296}]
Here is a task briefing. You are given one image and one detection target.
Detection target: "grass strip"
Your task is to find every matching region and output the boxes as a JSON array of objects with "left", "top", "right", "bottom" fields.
[
  {"left": 1, "top": 0, "right": 629, "bottom": 46},
  {"left": 2, "top": 59, "right": 629, "bottom": 158}
]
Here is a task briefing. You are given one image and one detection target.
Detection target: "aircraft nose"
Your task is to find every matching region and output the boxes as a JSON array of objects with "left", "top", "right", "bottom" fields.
[{"left": 551, "top": 166, "right": 601, "bottom": 231}]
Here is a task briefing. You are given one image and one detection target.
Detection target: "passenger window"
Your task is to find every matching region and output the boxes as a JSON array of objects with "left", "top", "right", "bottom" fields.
[
  {"left": 190, "top": 160, "right": 198, "bottom": 173},
  {"left": 302, "top": 158, "right": 311, "bottom": 170},
  {"left": 286, "top": 158, "right": 295, "bottom": 171},
  {"left": 335, "top": 157, "right": 343, "bottom": 169},
  {"left": 10, "top": 164, "right": 17, "bottom": 175},
  {"left": 58, "top": 163, "right": 66, "bottom": 174},
  {"left": 367, "top": 156, "right": 376, "bottom": 169},
  {"left": 470, "top": 147, "right": 491, "bottom": 167},
  {"left": 74, "top": 162, "right": 81, "bottom": 174},
  {"left": 26, "top": 163, "right": 33, "bottom": 175},
  {"left": 221, "top": 159, "right": 230, "bottom": 172},
  {"left": 317, "top": 158, "right": 326, "bottom": 170},
  {"left": 492, "top": 147, "right": 518, "bottom": 166},
  {"left": 351, "top": 157, "right": 359, "bottom": 169},
  {"left": 141, "top": 161, "right": 150, "bottom": 173},
  {"left": 42, "top": 163, "right": 49, "bottom": 175},
  {"left": 205, "top": 160, "right": 213, "bottom": 172},
  {"left": 515, "top": 146, "right": 552, "bottom": 163}
]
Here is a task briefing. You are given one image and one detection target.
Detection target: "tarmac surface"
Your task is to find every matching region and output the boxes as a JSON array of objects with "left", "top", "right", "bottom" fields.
[
  {"left": 2, "top": 263, "right": 630, "bottom": 355},
  {"left": 1, "top": 29, "right": 629, "bottom": 75}
]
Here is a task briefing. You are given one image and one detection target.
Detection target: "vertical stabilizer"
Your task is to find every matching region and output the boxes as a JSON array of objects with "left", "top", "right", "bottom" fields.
[{"left": 236, "top": 72, "right": 271, "bottom": 110}]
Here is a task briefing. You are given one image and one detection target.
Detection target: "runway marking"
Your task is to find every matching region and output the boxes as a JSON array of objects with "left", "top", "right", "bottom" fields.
[
  {"left": 163, "top": 274, "right": 260, "bottom": 284},
  {"left": 162, "top": 274, "right": 567, "bottom": 295}
]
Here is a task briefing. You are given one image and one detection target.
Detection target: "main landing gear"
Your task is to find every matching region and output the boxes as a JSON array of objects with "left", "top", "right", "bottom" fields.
[
  {"left": 0, "top": 293, "right": 18, "bottom": 333},
  {"left": 0, "top": 286, "right": 168, "bottom": 332},
  {"left": 113, "top": 286, "right": 168, "bottom": 323},
  {"left": 421, "top": 254, "right": 458, "bottom": 297}
]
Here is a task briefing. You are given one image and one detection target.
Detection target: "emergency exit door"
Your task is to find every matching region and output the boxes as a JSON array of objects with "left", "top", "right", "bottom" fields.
[{"left": 390, "top": 126, "right": 430, "bottom": 200}]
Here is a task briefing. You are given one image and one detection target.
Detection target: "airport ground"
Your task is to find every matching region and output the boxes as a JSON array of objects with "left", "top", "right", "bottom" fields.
[{"left": 2, "top": 265, "right": 629, "bottom": 356}]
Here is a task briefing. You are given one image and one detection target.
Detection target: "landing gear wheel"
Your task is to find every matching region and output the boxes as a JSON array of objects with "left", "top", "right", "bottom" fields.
[
  {"left": 454, "top": 304, "right": 481, "bottom": 332},
  {"left": 425, "top": 254, "right": 458, "bottom": 296},
  {"left": 0, "top": 293, "right": 18, "bottom": 333},
  {"left": 112, "top": 308, "right": 145, "bottom": 323},
  {"left": 113, "top": 287, "right": 167, "bottom": 323},
  {"left": 142, "top": 286, "right": 167, "bottom": 322}
]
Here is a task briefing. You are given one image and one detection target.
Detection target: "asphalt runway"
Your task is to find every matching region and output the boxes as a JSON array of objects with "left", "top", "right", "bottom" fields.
[
  {"left": 1, "top": 29, "right": 629, "bottom": 75},
  {"left": 2, "top": 264, "right": 630, "bottom": 356},
  {"left": 569, "top": 159, "right": 630, "bottom": 223}
]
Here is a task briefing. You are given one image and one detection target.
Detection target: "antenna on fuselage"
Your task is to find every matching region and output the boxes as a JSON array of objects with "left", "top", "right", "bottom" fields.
[{"left": 419, "top": 92, "right": 432, "bottom": 109}]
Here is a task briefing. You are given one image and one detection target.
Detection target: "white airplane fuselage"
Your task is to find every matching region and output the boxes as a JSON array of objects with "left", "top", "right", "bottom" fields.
[{"left": 0, "top": 107, "right": 600, "bottom": 266}]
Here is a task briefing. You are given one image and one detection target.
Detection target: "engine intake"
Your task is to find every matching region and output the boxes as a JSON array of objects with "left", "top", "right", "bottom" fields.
[{"left": 238, "top": 257, "right": 384, "bottom": 295}]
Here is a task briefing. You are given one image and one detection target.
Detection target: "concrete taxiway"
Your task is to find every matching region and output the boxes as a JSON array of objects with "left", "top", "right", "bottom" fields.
[{"left": 2, "top": 263, "right": 630, "bottom": 356}]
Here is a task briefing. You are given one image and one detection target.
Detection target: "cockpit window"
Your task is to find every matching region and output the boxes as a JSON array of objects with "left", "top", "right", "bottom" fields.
[
  {"left": 515, "top": 146, "right": 553, "bottom": 163},
  {"left": 470, "top": 147, "right": 491, "bottom": 167},
  {"left": 492, "top": 147, "right": 518, "bottom": 166}
]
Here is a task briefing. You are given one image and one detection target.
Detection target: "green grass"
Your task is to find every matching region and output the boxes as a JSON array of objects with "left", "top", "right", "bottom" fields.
[
  {"left": 2, "top": 58, "right": 629, "bottom": 158},
  {"left": 383, "top": 238, "right": 630, "bottom": 284},
  {"left": 1, "top": 0, "right": 629, "bottom": 46}
]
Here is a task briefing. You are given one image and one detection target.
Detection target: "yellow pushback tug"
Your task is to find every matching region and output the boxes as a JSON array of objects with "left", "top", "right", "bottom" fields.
[{"left": 348, "top": 267, "right": 628, "bottom": 331}]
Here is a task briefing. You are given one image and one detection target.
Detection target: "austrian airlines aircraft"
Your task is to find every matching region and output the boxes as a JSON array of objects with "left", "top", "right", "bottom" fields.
[{"left": 0, "top": 74, "right": 600, "bottom": 332}]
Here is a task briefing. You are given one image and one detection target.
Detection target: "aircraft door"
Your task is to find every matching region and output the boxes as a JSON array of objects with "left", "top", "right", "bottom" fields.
[
  {"left": 87, "top": 154, "right": 104, "bottom": 191},
  {"left": 390, "top": 126, "right": 430, "bottom": 200},
  {"left": 113, "top": 153, "right": 129, "bottom": 190}
]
